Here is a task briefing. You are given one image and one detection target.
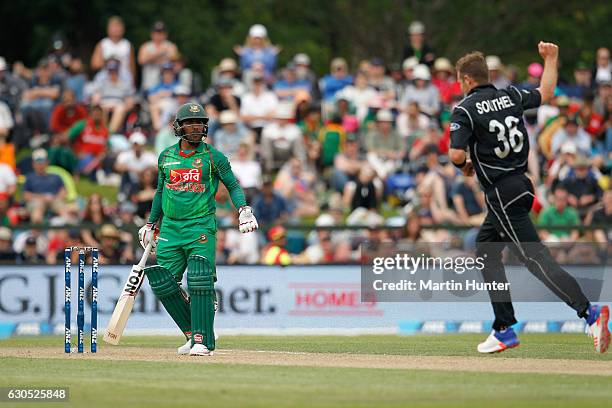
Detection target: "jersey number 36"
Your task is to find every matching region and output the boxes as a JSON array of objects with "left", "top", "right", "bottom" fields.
[{"left": 489, "top": 116, "right": 524, "bottom": 158}]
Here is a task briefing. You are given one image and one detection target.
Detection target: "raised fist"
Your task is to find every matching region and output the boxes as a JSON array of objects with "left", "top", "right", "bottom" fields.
[{"left": 538, "top": 41, "right": 559, "bottom": 60}]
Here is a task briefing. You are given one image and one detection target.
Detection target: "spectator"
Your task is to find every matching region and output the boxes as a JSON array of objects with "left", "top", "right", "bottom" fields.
[
  {"left": 551, "top": 115, "right": 592, "bottom": 157},
  {"left": 261, "top": 225, "right": 291, "bottom": 265},
  {"left": 319, "top": 58, "right": 353, "bottom": 103},
  {"left": 0, "top": 161, "right": 16, "bottom": 197},
  {"left": 97, "top": 223, "right": 133, "bottom": 264},
  {"left": 397, "top": 100, "right": 430, "bottom": 141},
  {"left": 129, "top": 167, "right": 157, "bottom": 219},
  {"left": 49, "top": 88, "right": 88, "bottom": 135},
  {"left": 65, "top": 58, "right": 87, "bottom": 102},
  {"left": 274, "top": 158, "right": 319, "bottom": 217},
  {"left": 296, "top": 227, "right": 350, "bottom": 264},
  {"left": 317, "top": 115, "right": 346, "bottom": 168},
  {"left": 0, "top": 99, "right": 14, "bottom": 141},
  {"left": 485, "top": 55, "right": 510, "bottom": 89},
  {"left": 206, "top": 76, "right": 241, "bottom": 121},
  {"left": 150, "top": 84, "right": 192, "bottom": 131},
  {"left": 293, "top": 53, "right": 318, "bottom": 98},
  {"left": 400, "top": 64, "right": 439, "bottom": 117},
  {"left": 538, "top": 95, "right": 572, "bottom": 158},
  {"left": 90, "top": 16, "right": 136, "bottom": 84},
  {"left": 273, "top": 63, "right": 311, "bottom": 102},
  {"left": 138, "top": 21, "right": 179, "bottom": 91},
  {"left": 90, "top": 58, "right": 135, "bottom": 133},
  {"left": 67, "top": 105, "right": 109, "bottom": 176},
  {"left": 0, "top": 113, "right": 15, "bottom": 170},
  {"left": 538, "top": 186, "right": 580, "bottom": 242},
  {"left": 563, "top": 155, "right": 603, "bottom": 217},
  {"left": 224, "top": 212, "right": 260, "bottom": 264},
  {"left": 261, "top": 104, "right": 305, "bottom": 172},
  {"left": 578, "top": 92, "right": 604, "bottom": 139},
  {"left": 431, "top": 57, "right": 461, "bottom": 105},
  {"left": 451, "top": 175, "right": 486, "bottom": 225},
  {"left": 0, "top": 56, "right": 27, "bottom": 111},
  {"left": 593, "top": 47, "right": 611, "bottom": 85},
  {"left": 367, "top": 58, "right": 395, "bottom": 102},
  {"left": 521, "top": 62, "right": 543, "bottom": 91},
  {"left": 331, "top": 133, "right": 365, "bottom": 192},
  {"left": 298, "top": 104, "right": 324, "bottom": 145},
  {"left": 230, "top": 142, "right": 261, "bottom": 201},
  {"left": 343, "top": 164, "right": 383, "bottom": 212},
  {"left": 240, "top": 74, "right": 278, "bottom": 139},
  {"left": 213, "top": 111, "right": 254, "bottom": 158},
  {"left": 16, "top": 236, "right": 45, "bottom": 264},
  {"left": 562, "top": 62, "right": 592, "bottom": 99},
  {"left": 22, "top": 149, "right": 66, "bottom": 224},
  {"left": 0, "top": 227, "right": 16, "bottom": 262},
  {"left": 251, "top": 176, "right": 290, "bottom": 226},
  {"left": 547, "top": 142, "right": 577, "bottom": 188},
  {"left": 337, "top": 71, "right": 378, "bottom": 122},
  {"left": 155, "top": 115, "right": 177, "bottom": 155},
  {"left": 398, "top": 212, "right": 426, "bottom": 245},
  {"left": 364, "top": 109, "right": 402, "bottom": 179},
  {"left": 115, "top": 131, "right": 157, "bottom": 201},
  {"left": 234, "top": 24, "right": 280, "bottom": 78},
  {"left": 212, "top": 58, "right": 246, "bottom": 97},
  {"left": 20, "top": 59, "right": 62, "bottom": 135},
  {"left": 587, "top": 189, "right": 612, "bottom": 244},
  {"left": 147, "top": 61, "right": 178, "bottom": 103},
  {"left": 402, "top": 21, "right": 435, "bottom": 67}
]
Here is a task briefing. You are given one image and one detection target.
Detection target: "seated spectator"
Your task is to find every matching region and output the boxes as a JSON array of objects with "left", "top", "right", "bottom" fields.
[
  {"left": 319, "top": 58, "right": 353, "bottom": 103},
  {"left": 0, "top": 99, "right": 14, "bottom": 142},
  {"left": 212, "top": 110, "right": 253, "bottom": 158},
  {"left": 212, "top": 58, "right": 246, "bottom": 97},
  {"left": 547, "top": 142, "right": 577, "bottom": 188},
  {"left": 224, "top": 212, "right": 260, "bottom": 264},
  {"left": 561, "top": 62, "right": 592, "bottom": 99},
  {"left": 97, "top": 223, "right": 133, "bottom": 265},
  {"left": 22, "top": 149, "right": 66, "bottom": 224},
  {"left": 16, "top": 235, "right": 45, "bottom": 264},
  {"left": 234, "top": 24, "right": 280, "bottom": 78},
  {"left": 431, "top": 57, "right": 461, "bottom": 106},
  {"left": 273, "top": 63, "right": 311, "bottom": 102},
  {"left": 397, "top": 100, "right": 430, "bottom": 142},
  {"left": 562, "top": 156, "right": 603, "bottom": 218},
  {"left": 49, "top": 89, "right": 88, "bottom": 135},
  {"left": 367, "top": 58, "right": 395, "bottom": 102},
  {"left": 331, "top": 133, "right": 365, "bottom": 192},
  {"left": 520, "top": 62, "right": 542, "bottom": 91},
  {"left": 150, "top": 84, "right": 191, "bottom": 131},
  {"left": 0, "top": 161, "right": 17, "bottom": 197},
  {"left": 343, "top": 164, "right": 383, "bottom": 212},
  {"left": 317, "top": 115, "right": 346, "bottom": 168},
  {"left": 90, "top": 16, "right": 135, "bottom": 84},
  {"left": 0, "top": 56, "right": 27, "bottom": 112},
  {"left": 68, "top": 104, "right": 109, "bottom": 176},
  {"left": 400, "top": 64, "right": 439, "bottom": 117},
  {"left": 230, "top": 142, "right": 261, "bottom": 201},
  {"left": 486, "top": 55, "right": 510, "bottom": 89},
  {"left": 20, "top": 58, "right": 62, "bottom": 134},
  {"left": 594, "top": 47, "right": 611, "bottom": 85},
  {"left": 240, "top": 74, "right": 278, "bottom": 139},
  {"left": 155, "top": 116, "right": 177, "bottom": 155},
  {"left": 205, "top": 76, "right": 241, "bottom": 123},
  {"left": 586, "top": 189, "right": 611, "bottom": 244},
  {"left": 261, "top": 104, "right": 305, "bottom": 172},
  {"left": 261, "top": 226, "right": 292, "bottom": 265},
  {"left": 298, "top": 104, "right": 323, "bottom": 144},
  {"left": 336, "top": 71, "right": 378, "bottom": 122},
  {"left": 293, "top": 53, "right": 317, "bottom": 97},
  {"left": 364, "top": 109, "right": 402, "bottom": 179},
  {"left": 551, "top": 116, "right": 592, "bottom": 157},
  {"left": 251, "top": 176, "right": 290, "bottom": 226},
  {"left": 65, "top": 58, "right": 87, "bottom": 102},
  {"left": 0, "top": 227, "right": 16, "bottom": 263},
  {"left": 115, "top": 132, "right": 157, "bottom": 201},
  {"left": 397, "top": 212, "right": 426, "bottom": 245},
  {"left": 147, "top": 61, "right": 179, "bottom": 103},
  {"left": 215, "top": 184, "right": 234, "bottom": 226},
  {"left": 296, "top": 227, "right": 350, "bottom": 264},
  {"left": 274, "top": 158, "right": 319, "bottom": 217},
  {"left": 578, "top": 92, "right": 604, "bottom": 140},
  {"left": 451, "top": 175, "right": 486, "bottom": 225},
  {"left": 138, "top": 21, "right": 179, "bottom": 91},
  {"left": 130, "top": 167, "right": 158, "bottom": 218},
  {"left": 90, "top": 58, "right": 135, "bottom": 133},
  {"left": 537, "top": 95, "right": 571, "bottom": 157},
  {"left": 538, "top": 186, "right": 580, "bottom": 242}
]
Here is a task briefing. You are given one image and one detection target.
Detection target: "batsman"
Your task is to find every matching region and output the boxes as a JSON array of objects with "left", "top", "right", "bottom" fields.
[{"left": 139, "top": 102, "right": 258, "bottom": 356}]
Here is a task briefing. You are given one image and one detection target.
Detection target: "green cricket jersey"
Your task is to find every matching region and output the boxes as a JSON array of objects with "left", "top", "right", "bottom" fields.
[{"left": 147, "top": 141, "right": 246, "bottom": 222}]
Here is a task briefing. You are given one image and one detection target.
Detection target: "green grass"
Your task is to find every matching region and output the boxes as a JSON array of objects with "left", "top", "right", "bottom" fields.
[
  {"left": 75, "top": 178, "right": 119, "bottom": 203},
  {"left": 0, "top": 335, "right": 610, "bottom": 408}
]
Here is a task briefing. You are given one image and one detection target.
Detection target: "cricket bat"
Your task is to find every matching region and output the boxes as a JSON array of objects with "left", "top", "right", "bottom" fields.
[{"left": 103, "top": 242, "right": 153, "bottom": 345}]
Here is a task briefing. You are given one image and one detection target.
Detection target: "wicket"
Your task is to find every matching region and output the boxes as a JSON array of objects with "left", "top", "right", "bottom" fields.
[{"left": 64, "top": 247, "right": 99, "bottom": 353}]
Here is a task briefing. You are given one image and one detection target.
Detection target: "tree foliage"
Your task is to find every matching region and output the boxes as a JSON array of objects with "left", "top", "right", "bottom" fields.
[{"left": 1, "top": 0, "right": 609, "bottom": 83}]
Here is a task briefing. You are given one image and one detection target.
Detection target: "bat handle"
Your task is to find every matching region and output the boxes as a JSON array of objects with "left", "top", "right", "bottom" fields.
[{"left": 138, "top": 242, "right": 153, "bottom": 269}]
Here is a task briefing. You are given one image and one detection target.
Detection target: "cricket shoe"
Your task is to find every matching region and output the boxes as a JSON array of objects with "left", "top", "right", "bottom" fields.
[
  {"left": 586, "top": 305, "right": 610, "bottom": 354},
  {"left": 477, "top": 328, "right": 520, "bottom": 353},
  {"left": 177, "top": 332, "right": 219, "bottom": 355},
  {"left": 190, "top": 343, "right": 214, "bottom": 356}
]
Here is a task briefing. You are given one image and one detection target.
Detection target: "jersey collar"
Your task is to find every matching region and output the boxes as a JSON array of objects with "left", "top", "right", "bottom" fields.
[
  {"left": 468, "top": 83, "right": 496, "bottom": 95},
  {"left": 175, "top": 141, "right": 206, "bottom": 157}
]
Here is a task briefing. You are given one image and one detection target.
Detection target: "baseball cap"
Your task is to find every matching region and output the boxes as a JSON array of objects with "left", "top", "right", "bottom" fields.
[
  {"left": 0, "top": 57, "right": 6, "bottom": 71},
  {"left": 527, "top": 62, "right": 543, "bottom": 78},
  {"left": 106, "top": 58, "right": 120, "bottom": 71},
  {"left": 575, "top": 61, "right": 590, "bottom": 71},
  {"left": 249, "top": 24, "right": 267, "bottom": 38},
  {"left": 32, "top": 148, "right": 48, "bottom": 162},
  {"left": 160, "top": 61, "right": 174, "bottom": 71},
  {"left": 294, "top": 53, "right": 310, "bottom": 66},
  {"left": 219, "top": 110, "right": 238, "bottom": 125},
  {"left": 151, "top": 21, "right": 166, "bottom": 32},
  {"left": 413, "top": 64, "right": 431, "bottom": 81},
  {"left": 219, "top": 58, "right": 237, "bottom": 72},
  {"left": 402, "top": 57, "right": 419, "bottom": 71},
  {"left": 268, "top": 225, "right": 286, "bottom": 241},
  {"left": 331, "top": 58, "right": 347, "bottom": 71},
  {"left": 370, "top": 57, "right": 384, "bottom": 67},
  {"left": 433, "top": 58, "right": 453, "bottom": 73},
  {"left": 408, "top": 21, "right": 425, "bottom": 35},
  {"left": 129, "top": 131, "right": 147, "bottom": 145},
  {"left": 376, "top": 109, "right": 394, "bottom": 122},
  {"left": 486, "top": 55, "right": 502, "bottom": 70}
]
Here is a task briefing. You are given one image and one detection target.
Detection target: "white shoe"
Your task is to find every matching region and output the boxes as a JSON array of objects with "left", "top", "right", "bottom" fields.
[
  {"left": 190, "top": 343, "right": 213, "bottom": 356},
  {"left": 477, "top": 328, "right": 520, "bottom": 353},
  {"left": 177, "top": 339, "right": 192, "bottom": 355}
]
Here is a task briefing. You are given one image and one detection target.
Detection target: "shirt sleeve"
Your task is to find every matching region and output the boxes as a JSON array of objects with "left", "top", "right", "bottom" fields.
[
  {"left": 510, "top": 86, "right": 541, "bottom": 111},
  {"left": 68, "top": 120, "right": 86, "bottom": 141},
  {"left": 449, "top": 106, "right": 473, "bottom": 150},
  {"left": 147, "top": 153, "right": 166, "bottom": 223},
  {"left": 214, "top": 149, "right": 247, "bottom": 209}
]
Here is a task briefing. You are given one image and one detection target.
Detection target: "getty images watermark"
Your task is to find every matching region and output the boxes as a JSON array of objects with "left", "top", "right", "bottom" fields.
[{"left": 360, "top": 242, "right": 609, "bottom": 302}]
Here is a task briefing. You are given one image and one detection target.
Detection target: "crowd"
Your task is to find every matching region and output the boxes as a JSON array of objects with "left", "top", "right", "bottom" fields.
[{"left": 0, "top": 18, "right": 609, "bottom": 265}]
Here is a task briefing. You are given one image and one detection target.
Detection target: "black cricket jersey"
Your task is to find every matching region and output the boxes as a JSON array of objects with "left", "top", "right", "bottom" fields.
[{"left": 450, "top": 84, "right": 541, "bottom": 190}]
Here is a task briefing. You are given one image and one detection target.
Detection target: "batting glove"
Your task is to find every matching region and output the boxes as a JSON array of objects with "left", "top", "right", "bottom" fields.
[
  {"left": 238, "top": 206, "right": 259, "bottom": 233},
  {"left": 138, "top": 222, "right": 158, "bottom": 250}
]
